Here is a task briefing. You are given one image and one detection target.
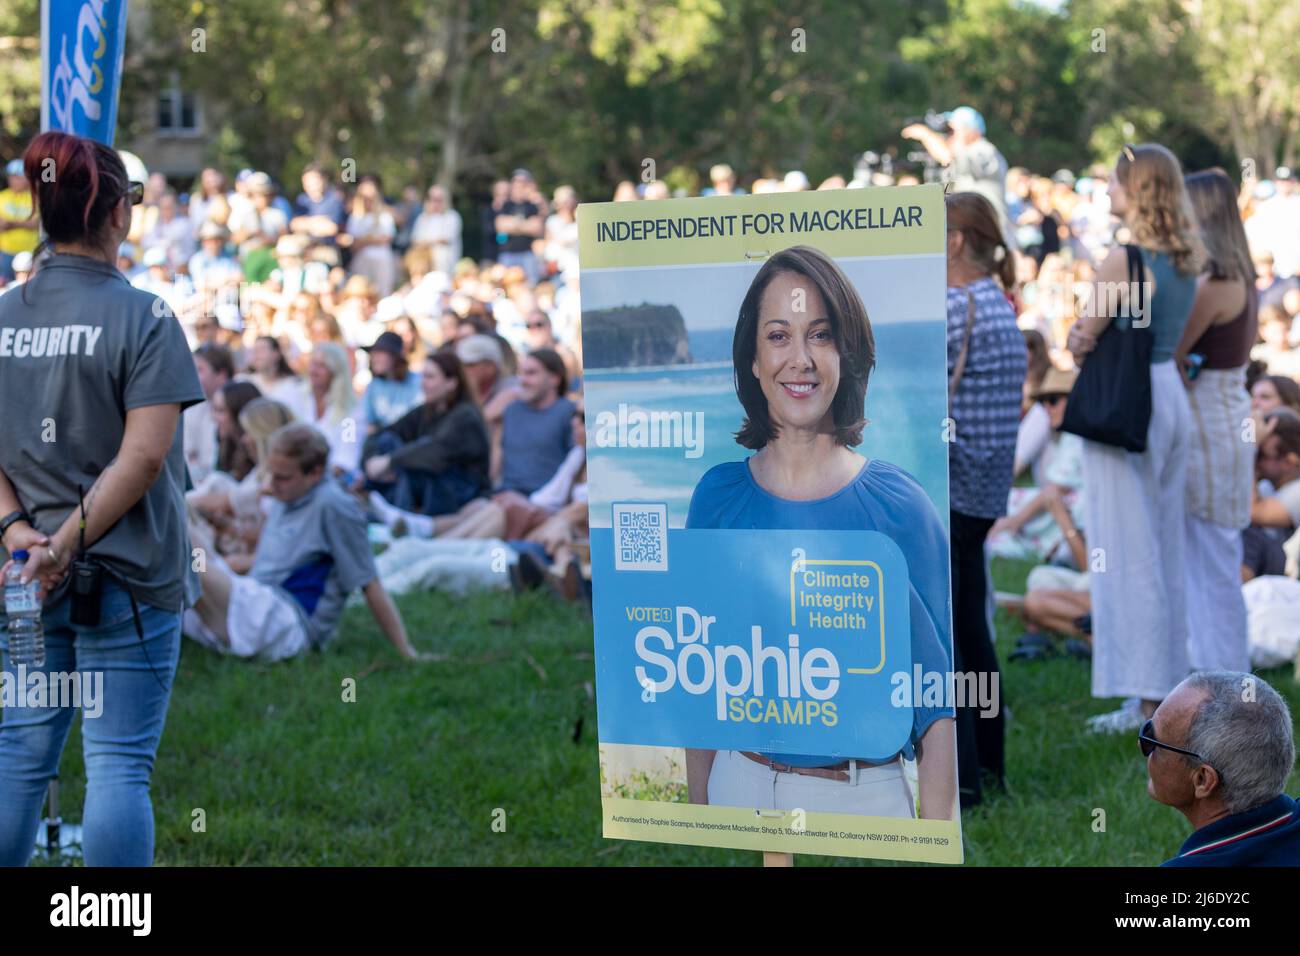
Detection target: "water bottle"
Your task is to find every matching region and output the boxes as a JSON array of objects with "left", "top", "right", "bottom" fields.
[{"left": 4, "top": 550, "right": 44, "bottom": 668}]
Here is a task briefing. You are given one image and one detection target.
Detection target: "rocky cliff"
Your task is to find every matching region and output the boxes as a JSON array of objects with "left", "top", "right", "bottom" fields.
[{"left": 581, "top": 303, "right": 694, "bottom": 369}]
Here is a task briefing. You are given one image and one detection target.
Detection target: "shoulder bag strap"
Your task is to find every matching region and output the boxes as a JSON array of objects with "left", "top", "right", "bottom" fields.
[
  {"left": 949, "top": 289, "right": 977, "bottom": 404},
  {"left": 1124, "top": 243, "right": 1145, "bottom": 325}
]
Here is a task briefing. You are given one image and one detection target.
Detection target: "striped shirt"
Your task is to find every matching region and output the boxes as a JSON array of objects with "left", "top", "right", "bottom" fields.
[
  {"left": 947, "top": 277, "right": 1026, "bottom": 519},
  {"left": 1162, "top": 794, "right": 1300, "bottom": 867}
]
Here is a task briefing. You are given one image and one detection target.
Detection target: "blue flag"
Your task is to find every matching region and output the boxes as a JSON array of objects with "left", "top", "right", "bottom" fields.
[{"left": 41, "top": 0, "right": 129, "bottom": 145}]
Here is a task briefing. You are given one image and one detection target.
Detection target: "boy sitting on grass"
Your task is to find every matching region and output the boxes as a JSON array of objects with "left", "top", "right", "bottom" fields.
[{"left": 184, "top": 423, "right": 431, "bottom": 661}]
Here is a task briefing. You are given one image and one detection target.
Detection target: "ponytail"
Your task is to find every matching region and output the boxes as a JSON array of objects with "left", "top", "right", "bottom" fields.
[
  {"left": 22, "top": 130, "right": 129, "bottom": 246},
  {"left": 994, "top": 240, "right": 1015, "bottom": 291}
]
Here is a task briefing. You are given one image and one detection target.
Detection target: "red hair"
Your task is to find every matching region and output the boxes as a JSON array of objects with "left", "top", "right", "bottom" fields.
[{"left": 22, "top": 130, "right": 129, "bottom": 244}]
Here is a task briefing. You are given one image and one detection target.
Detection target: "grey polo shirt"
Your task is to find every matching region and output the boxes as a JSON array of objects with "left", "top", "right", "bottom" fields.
[
  {"left": 250, "top": 476, "right": 377, "bottom": 648},
  {"left": 0, "top": 253, "right": 204, "bottom": 611}
]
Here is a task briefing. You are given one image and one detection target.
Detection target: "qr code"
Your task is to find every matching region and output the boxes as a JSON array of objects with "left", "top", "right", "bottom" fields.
[{"left": 613, "top": 502, "right": 669, "bottom": 572}]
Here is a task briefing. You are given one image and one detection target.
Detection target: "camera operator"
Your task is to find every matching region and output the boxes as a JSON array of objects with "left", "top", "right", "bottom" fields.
[
  {"left": 0, "top": 131, "right": 204, "bottom": 867},
  {"left": 903, "top": 106, "right": 1009, "bottom": 224}
]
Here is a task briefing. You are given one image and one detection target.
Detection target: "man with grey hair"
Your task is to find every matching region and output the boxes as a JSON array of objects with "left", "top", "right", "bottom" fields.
[{"left": 1143, "top": 671, "right": 1299, "bottom": 866}]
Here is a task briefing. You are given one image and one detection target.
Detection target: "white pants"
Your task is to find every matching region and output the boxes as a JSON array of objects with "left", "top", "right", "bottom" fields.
[
  {"left": 1026, "top": 564, "right": 1089, "bottom": 592},
  {"left": 706, "top": 749, "right": 915, "bottom": 818},
  {"left": 1082, "top": 361, "right": 1190, "bottom": 700},
  {"left": 1184, "top": 513, "right": 1249, "bottom": 671},
  {"left": 183, "top": 554, "right": 310, "bottom": 662},
  {"left": 367, "top": 537, "right": 513, "bottom": 598}
]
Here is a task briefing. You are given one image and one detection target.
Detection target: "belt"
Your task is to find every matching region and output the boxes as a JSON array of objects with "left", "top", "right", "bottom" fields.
[{"left": 740, "top": 751, "right": 899, "bottom": 782}]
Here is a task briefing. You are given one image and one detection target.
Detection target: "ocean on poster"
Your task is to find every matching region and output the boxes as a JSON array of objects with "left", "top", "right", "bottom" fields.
[{"left": 581, "top": 256, "right": 950, "bottom": 529}]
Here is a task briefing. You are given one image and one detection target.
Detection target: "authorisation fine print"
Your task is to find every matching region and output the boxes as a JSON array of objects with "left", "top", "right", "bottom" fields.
[{"left": 579, "top": 185, "right": 963, "bottom": 863}]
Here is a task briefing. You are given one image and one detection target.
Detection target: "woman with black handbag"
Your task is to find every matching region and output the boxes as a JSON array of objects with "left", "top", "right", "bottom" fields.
[{"left": 1065, "top": 144, "right": 1205, "bottom": 733}]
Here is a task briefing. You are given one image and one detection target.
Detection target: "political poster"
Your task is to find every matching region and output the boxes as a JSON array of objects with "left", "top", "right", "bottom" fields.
[
  {"left": 41, "top": 0, "right": 130, "bottom": 145},
  {"left": 579, "top": 185, "right": 963, "bottom": 862}
]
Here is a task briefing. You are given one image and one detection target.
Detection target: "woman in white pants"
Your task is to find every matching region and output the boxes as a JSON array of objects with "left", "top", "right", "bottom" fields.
[
  {"left": 1174, "top": 169, "right": 1259, "bottom": 672},
  {"left": 1067, "top": 144, "right": 1206, "bottom": 732}
]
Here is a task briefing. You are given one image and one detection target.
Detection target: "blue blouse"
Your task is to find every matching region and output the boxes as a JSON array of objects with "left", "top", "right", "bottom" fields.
[{"left": 686, "top": 457, "right": 955, "bottom": 767}]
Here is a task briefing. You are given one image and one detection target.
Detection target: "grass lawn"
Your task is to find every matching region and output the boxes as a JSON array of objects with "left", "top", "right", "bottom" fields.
[{"left": 32, "top": 557, "right": 1300, "bottom": 866}]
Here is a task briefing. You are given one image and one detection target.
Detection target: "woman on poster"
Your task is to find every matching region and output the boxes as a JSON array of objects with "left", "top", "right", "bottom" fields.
[{"left": 685, "top": 245, "right": 957, "bottom": 820}]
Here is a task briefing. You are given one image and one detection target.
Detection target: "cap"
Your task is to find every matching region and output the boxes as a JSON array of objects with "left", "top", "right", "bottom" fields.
[
  {"left": 245, "top": 171, "right": 275, "bottom": 194},
  {"left": 143, "top": 247, "right": 168, "bottom": 268},
  {"left": 783, "top": 170, "right": 810, "bottom": 191},
  {"left": 198, "top": 221, "right": 230, "bottom": 241},
  {"left": 5, "top": 159, "right": 23, "bottom": 177},
  {"left": 12, "top": 251, "right": 33, "bottom": 273},
  {"left": 1275, "top": 166, "right": 1294, "bottom": 181},
  {"left": 455, "top": 333, "right": 504, "bottom": 369},
  {"left": 1030, "top": 366, "right": 1078, "bottom": 400},
  {"left": 944, "top": 106, "right": 986, "bottom": 135},
  {"left": 1051, "top": 168, "right": 1076, "bottom": 187},
  {"left": 510, "top": 168, "right": 533, "bottom": 181},
  {"left": 11, "top": 549, "right": 28, "bottom": 561},
  {"left": 362, "top": 331, "right": 405, "bottom": 357}
]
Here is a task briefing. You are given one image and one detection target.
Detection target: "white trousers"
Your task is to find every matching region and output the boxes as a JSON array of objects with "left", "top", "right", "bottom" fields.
[
  {"left": 183, "top": 553, "right": 310, "bottom": 661},
  {"left": 1184, "top": 513, "right": 1250, "bottom": 671},
  {"left": 706, "top": 749, "right": 915, "bottom": 818},
  {"left": 1081, "top": 361, "right": 1190, "bottom": 700}
]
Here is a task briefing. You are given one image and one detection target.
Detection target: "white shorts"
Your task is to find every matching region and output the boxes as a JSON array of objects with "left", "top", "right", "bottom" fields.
[
  {"left": 706, "top": 749, "right": 915, "bottom": 818},
  {"left": 183, "top": 571, "right": 310, "bottom": 662},
  {"left": 1026, "top": 564, "right": 1089, "bottom": 592}
]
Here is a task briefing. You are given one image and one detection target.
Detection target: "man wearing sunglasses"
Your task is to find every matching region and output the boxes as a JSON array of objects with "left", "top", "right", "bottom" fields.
[{"left": 1144, "top": 671, "right": 1299, "bottom": 866}]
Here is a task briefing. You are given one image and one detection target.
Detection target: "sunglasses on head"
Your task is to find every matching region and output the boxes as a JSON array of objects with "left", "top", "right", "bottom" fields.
[
  {"left": 123, "top": 181, "right": 145, "bottom": 206},
  {"left": 1138, "top": 718, "right": 1224, "bottom": 783}
]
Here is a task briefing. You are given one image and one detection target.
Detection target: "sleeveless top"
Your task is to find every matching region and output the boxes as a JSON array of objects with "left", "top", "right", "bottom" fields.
[
  {"left": 1138, "top": 247, "right": 1197, "bottom": 364},
  {"left": 1193, "top": 283, "right": 1258, "bottom": 370}
]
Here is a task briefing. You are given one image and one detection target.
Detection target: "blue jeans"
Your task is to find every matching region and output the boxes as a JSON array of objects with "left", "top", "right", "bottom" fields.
[{"left": 0, "top": 581, "right": 181, "bottom": 866}]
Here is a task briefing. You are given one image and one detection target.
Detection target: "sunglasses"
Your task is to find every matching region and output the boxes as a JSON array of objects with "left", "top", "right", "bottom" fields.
[
  {"left": 1138, "top": 718, "right": 1223, "bottom": 782},
  {"left": 526, "top": 321, "right": 549, "bottom": 330},
  {"left": 123, "top": 181, "right": 145, "bottom": 206}
]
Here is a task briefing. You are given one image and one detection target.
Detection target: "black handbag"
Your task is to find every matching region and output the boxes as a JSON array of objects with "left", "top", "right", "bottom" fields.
[{"left": 1060, "top": 244, "right": 1153, "bottom": 452}]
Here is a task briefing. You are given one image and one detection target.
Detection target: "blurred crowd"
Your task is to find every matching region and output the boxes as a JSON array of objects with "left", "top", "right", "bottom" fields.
[{"left": 1, "top": 108, "right": 1298, "bottom": 638}]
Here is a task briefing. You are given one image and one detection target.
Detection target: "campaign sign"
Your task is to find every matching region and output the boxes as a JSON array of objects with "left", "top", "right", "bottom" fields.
[
  {"left": 594, "top": 525, "right": 912, "bottom": 760},
  {"left": 580, "top": 185, "right": 962, "bottom": 862},
  {"left": 41, "top": 0, "right": 130, "bottom": 145}
]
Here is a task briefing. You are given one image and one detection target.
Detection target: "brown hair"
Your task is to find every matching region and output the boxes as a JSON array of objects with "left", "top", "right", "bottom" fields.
[
  {"left": 1115, "top": 144, "right": 1205, "bottom": 277},
  {"left": 733, "top": 245, "right": 874, "bottom": 449},
  {"left": 1263, "top": 409, "right": 1300, "bottom": 460},
  {"left": 194, "top": 343, "right": 235, "bottom": 380},
  {"left": 1184, "top": 168, "right": 1255, "bottom": 284},
  {"left": 526, "top": 347, "right": 568, "bottom": 397},
  {"left": 427, "top": 350, "right": 478, "bottom": 409},
  {"left": 946, "top": 192, "right": 1016, "bottom": 290},
  {"left": 268, "top": 422, "right": 330, "bottom": 474},
  {"left": 1260, "top": 375, "right": 1300, "bottom": 415},
  {"left": 1022, "top": 329, "right": 1050, "bottom": 391},
  {"left": 217, "top": 380, "right": 263, "bottom": 480}
]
